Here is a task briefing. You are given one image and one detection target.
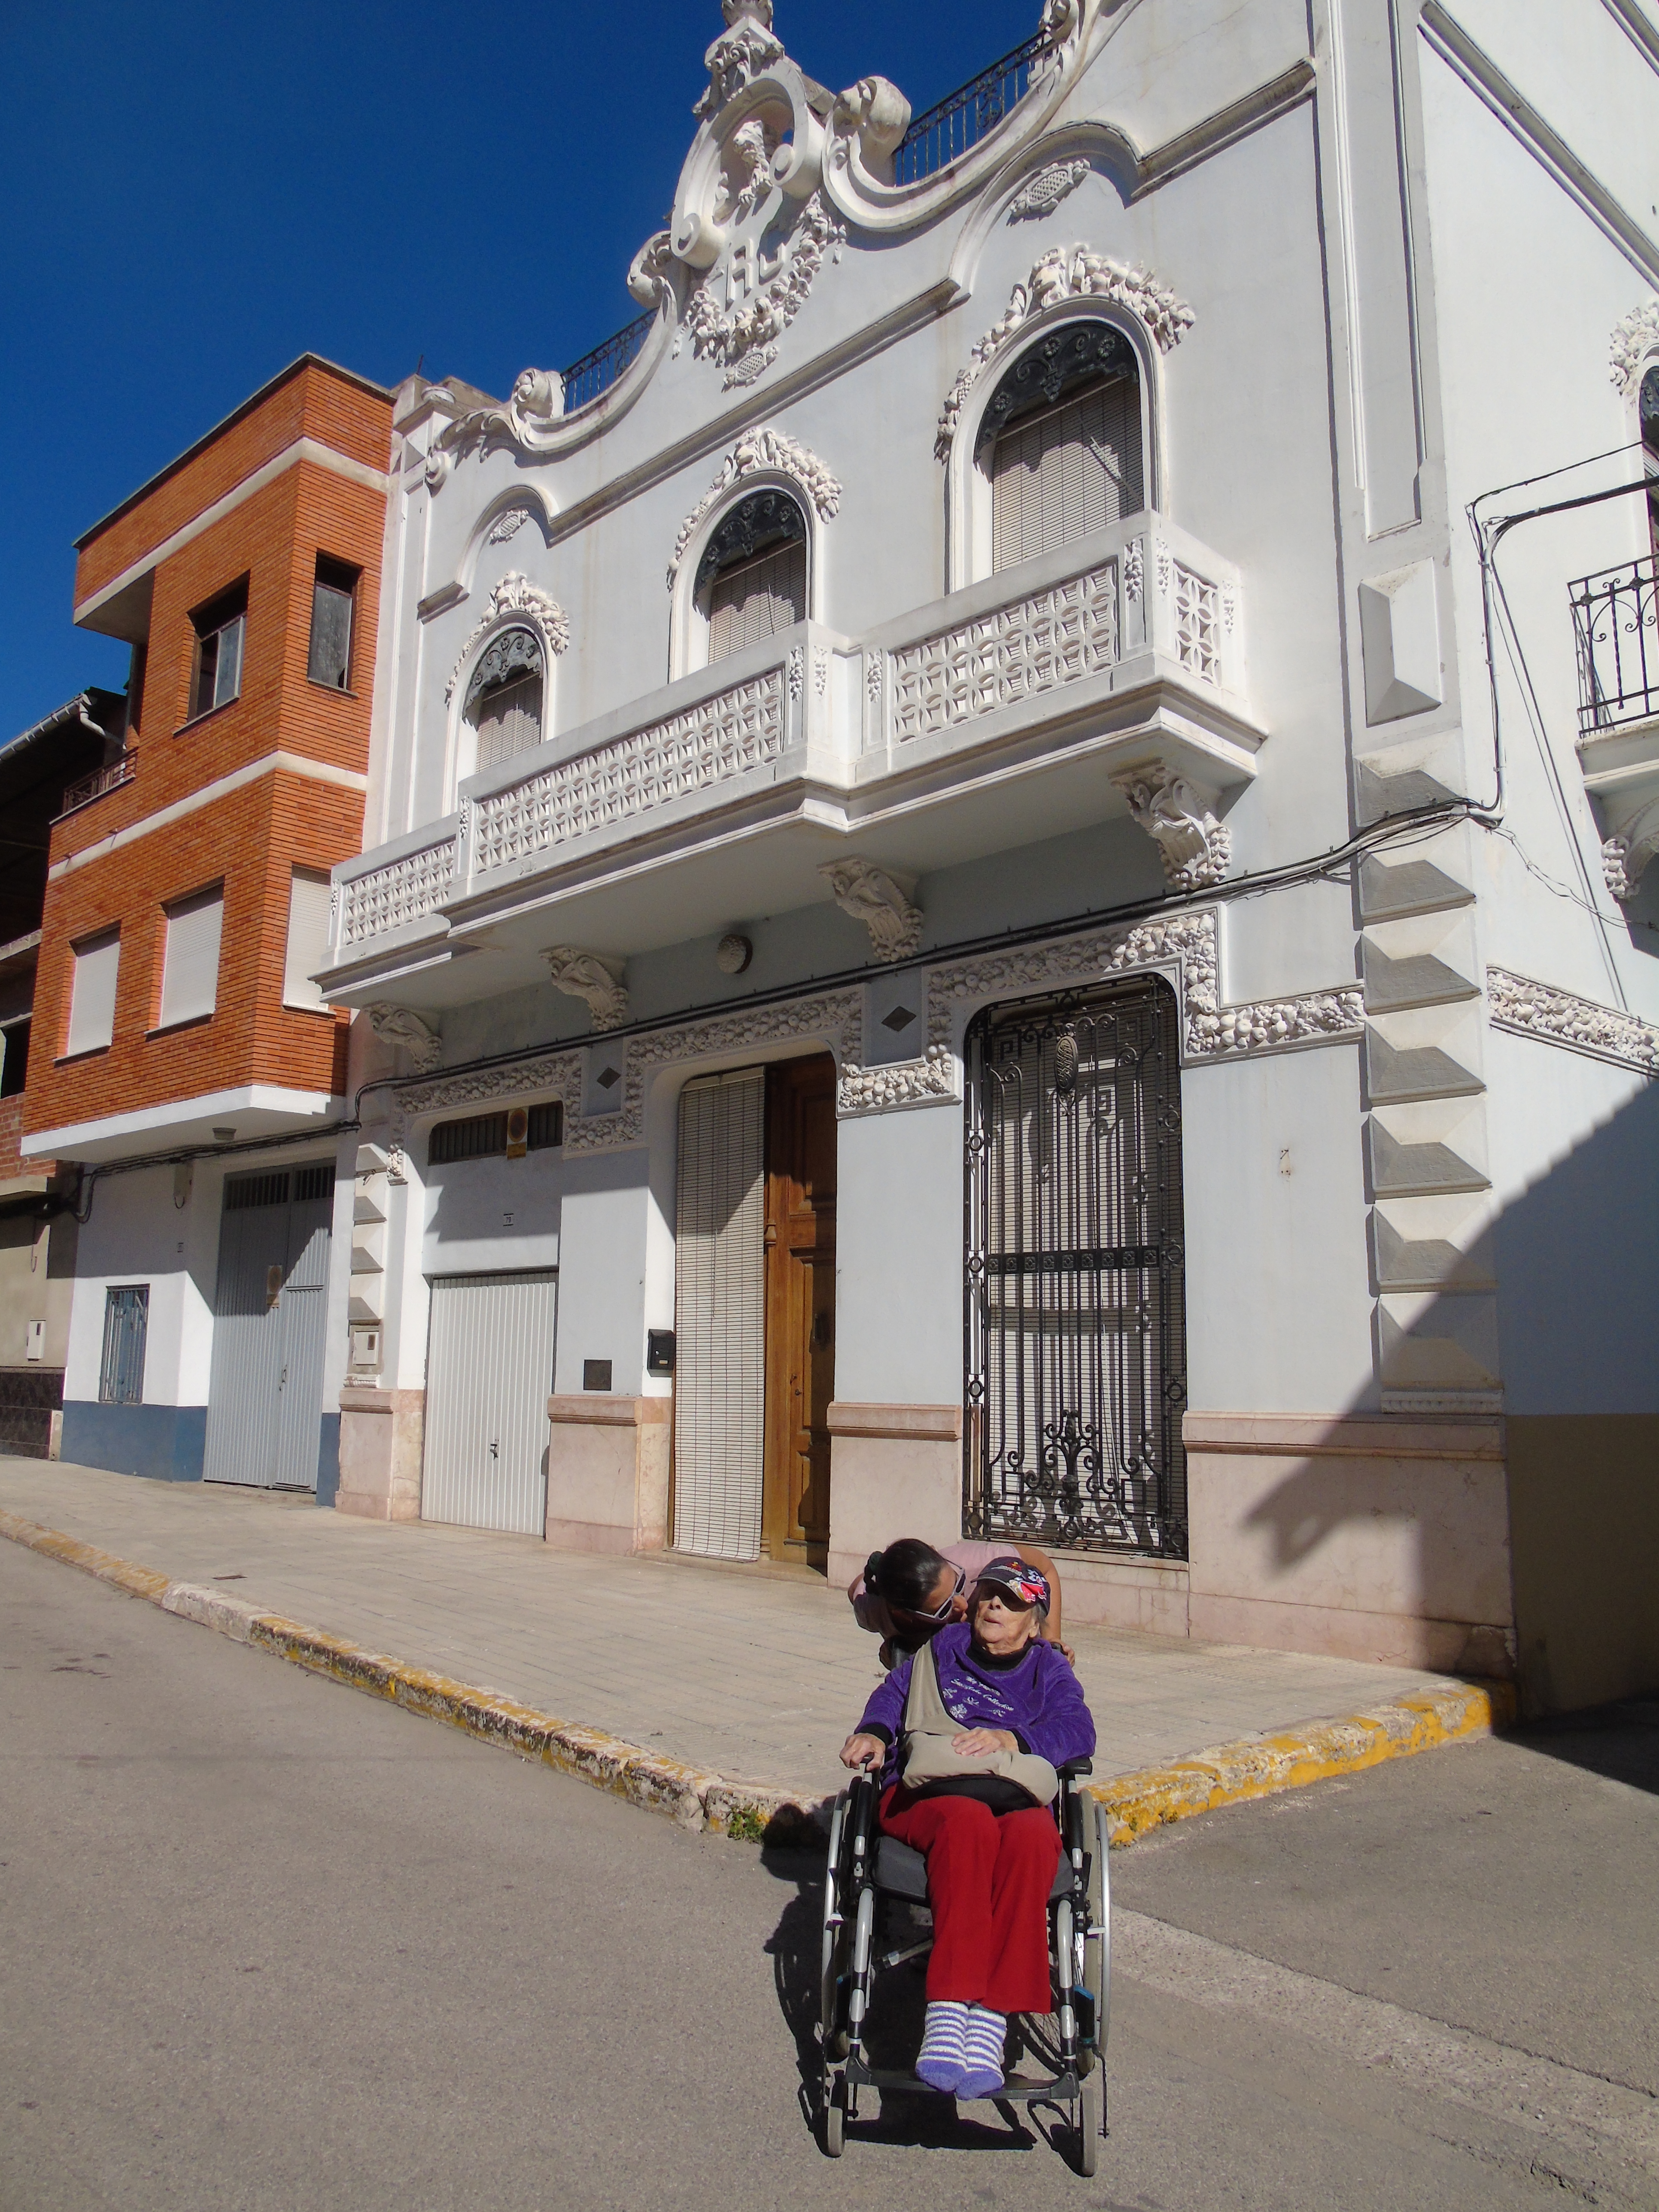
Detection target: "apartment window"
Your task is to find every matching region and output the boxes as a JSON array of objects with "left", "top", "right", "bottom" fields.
[
  {"left": 698, "top": 489, "right": 807, "bottom": 664},
  {"left": 99, "top": 1285, "right": 149, "bottom": 1406},
  {"left": 65, "top": 928, "right": 120, "bottom": 1056},
  {"left": 188, "top": 581, "right": 247, "bottom": 720},
  {"left": 307, "top": 555, "right": 359, "bottom": 690},
  {"left": 464, "top": 628, "right": 543, "bottom": 773},
  {"left": 156, "top": 885, "right": 224, "bottom": 1029},
  {"left": 283, "top": 867, "right": 334, "bottom": 1010},
  {"left": 981, "top": 322, "right": 1144, "bottom": 573}
]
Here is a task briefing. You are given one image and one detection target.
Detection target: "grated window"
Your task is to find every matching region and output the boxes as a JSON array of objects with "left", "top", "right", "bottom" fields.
[{"left": 428, "top": 1112, "right": 509, "bottom": 1166}]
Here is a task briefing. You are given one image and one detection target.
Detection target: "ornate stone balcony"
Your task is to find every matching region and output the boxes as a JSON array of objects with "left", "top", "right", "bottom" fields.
[{"left": 321, "top": 512, "right": 1263, "bottom": 1012}]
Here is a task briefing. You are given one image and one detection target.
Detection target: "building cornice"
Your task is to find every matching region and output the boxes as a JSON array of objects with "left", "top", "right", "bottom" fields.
[{"left": 48, "top": 751, "right": 369, "bottom": 881}]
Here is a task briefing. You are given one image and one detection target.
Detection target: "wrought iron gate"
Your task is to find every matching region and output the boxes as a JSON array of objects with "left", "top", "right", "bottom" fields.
[{"left": 964, "top": 975, "right": 1188, "bottom": 1558}]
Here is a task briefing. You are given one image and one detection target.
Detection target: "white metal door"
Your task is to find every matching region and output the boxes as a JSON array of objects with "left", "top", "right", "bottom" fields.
[
  {"left": 422, "top": 1271, "right": 558, "bottom": 1536},
  {"left": 672, "top": 1069, "right": 766, "bottom": 1559},
  {"left": 205, "top": 1165, "right": 334, "bottom": 1490}
]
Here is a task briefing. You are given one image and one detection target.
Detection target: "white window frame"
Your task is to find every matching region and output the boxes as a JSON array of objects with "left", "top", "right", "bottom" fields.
[{"left": 668, "top": 477, "right": 819, "bottom": 681}]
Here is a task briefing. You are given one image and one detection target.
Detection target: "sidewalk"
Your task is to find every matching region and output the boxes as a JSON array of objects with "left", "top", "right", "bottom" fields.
[{"left": 0, "top": 1454, "right": 1494, "bottom": 1822}]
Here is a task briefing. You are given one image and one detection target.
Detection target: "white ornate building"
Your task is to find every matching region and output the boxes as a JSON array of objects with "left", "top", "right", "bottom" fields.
[{"left": 319, "top": 0, "right": 1659, "bottom": 1714}]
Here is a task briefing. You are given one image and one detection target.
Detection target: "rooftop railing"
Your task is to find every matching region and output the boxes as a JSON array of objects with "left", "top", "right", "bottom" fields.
[
  {"left": 56, "top": 749, "right": 135, "bottom": 819},
  {"left": 559, "top": 311, "right": 655, "bottom": 416},
  {"left": 893, "top": 27, "right": 1050, "bottom": 185},
  {"left": 1570, "top": 554, "right": 1659, "bottom": 735}
]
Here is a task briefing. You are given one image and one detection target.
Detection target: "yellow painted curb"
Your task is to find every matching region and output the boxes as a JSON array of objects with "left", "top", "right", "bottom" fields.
[
  {"left": 1, "top": 1506, "right": 1512, "bottom": 1850},
  {"left": 1091, "top": 1677, "right": 1517, "bottom": 1847}
]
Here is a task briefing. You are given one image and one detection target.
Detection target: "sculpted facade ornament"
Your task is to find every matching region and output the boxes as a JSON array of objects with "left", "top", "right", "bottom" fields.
[
  {"left": 684, "top": 191, "right": 846, "bottom": 389},
  {"left": 366, "top": 1004, "right": 443, "bottom": 1073},
  {"left": 1007, "top": 158, "right": 1090, "bottom": 220},
  {"left": 487, "top": 507, "right": 531, "bottom": 545},
  {"left": 935, "top": 245, "right": 1195, "bottom": 461},
  {"left": 1609, "top": 300, "right": 1659, "bottom": 392},
  {"left": 445, "top": 574, "right": 569, "bottom": 705},
  {"left": 667, "top": 425, "right": 842, "bottom": 587},
  {"left": 1115, "top": 772, "right": 1232, "bottom": 891},
  {"left": 828, "top": 76, "right": 911, "bottom": 179},
  {"left": 542, "top": 948, "right": 629, "bottom": 1031},
  {"left": 1487, "top": 967, "right": 1659, "bottom": 1076},
  {"left": 1600, "top": 797, "right": 1659, "bottom": 902},
  {"left": 820, "top": 857, "right": 924, "bottom": 959}
]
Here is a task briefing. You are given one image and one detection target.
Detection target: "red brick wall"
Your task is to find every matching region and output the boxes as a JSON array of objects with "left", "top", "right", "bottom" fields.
[{"left": 24, "top": 360, "right": 393, "bottom": 1148}]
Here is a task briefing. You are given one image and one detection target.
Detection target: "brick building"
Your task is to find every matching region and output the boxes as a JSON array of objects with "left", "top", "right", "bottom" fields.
[{"left": 21, "top": 356, "right": 393, "bottom": 1486}]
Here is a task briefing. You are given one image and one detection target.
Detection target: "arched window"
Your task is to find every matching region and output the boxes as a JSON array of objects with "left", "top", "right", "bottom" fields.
[
  {"left": 465, "top": 627, "right": 543, "bottom": 772},
  {"left": 696, "top": 489, "right": 807, "bottom": 663},
  {"left": 1643, "top": 365, "right": 1659, "bottom": 550},
  {"left": 979, "top": 321, "right": 1145, "bottom": 573}
]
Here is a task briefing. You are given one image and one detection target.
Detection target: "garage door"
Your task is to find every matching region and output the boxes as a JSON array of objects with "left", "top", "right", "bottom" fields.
[{"left": 422, "top": 1270, "right": 558, "bottom": 1535}]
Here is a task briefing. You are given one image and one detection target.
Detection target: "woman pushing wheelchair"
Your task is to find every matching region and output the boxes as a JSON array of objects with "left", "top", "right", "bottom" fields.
[{"left": 839, "top": 1554, "right": 1096, "bottom": 2098}]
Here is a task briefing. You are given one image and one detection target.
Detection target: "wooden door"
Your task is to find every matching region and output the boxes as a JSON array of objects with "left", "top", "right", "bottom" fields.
[{"left": 763, "top": 1054, "right": 837, "bottom": 1565}]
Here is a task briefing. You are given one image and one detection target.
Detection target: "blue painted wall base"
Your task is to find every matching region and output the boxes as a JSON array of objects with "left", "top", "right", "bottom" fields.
[{"left": 61, "top": 1401, "right": 208, "bottom": 1483}]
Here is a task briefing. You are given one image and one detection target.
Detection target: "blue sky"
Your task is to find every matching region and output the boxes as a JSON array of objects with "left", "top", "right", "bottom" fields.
[{"left": 0, "top": 0, "right": 1033, "bottom": 740}]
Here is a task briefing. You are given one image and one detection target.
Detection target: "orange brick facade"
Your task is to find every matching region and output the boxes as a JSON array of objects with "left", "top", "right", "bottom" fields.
[{"left": 27, "top": 361, "right": 392, "bottom": 1146}]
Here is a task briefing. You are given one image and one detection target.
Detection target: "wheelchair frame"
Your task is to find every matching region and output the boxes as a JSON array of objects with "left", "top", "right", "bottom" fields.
[{"left": 817, "top": 1760, "right": 1111, "bottom": 2172}]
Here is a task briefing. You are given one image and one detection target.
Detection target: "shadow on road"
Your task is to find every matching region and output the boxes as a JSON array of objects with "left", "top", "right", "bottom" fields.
[
  {"left": 1506, "top": 1701, "right": 1659, "bottom": 1798},
  {"left": 758, "top": 1842, "right": 1039, "bottom": 2158}
]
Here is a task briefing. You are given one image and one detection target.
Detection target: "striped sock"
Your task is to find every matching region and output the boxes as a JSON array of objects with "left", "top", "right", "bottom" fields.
[
  {"left": 956, "top": 2005, "right": 1007, "bottom": 2098},
  {"left": 915, "top": 2000, "right": 969, "bottom": 2093}
]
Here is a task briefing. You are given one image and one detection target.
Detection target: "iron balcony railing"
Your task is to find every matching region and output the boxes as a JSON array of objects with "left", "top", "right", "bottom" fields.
[
  {"left": 559, "top": 311, "right": 654, "bottom": 416},
  {"left": 1570, "top": 554, "right": 1659, "bottom": 735},
  {"left": 893, "top": 27, "right": 1050, "bottom": 185},
  {"left": 56, "top": 749, "right": 136, "bottom": 818}
]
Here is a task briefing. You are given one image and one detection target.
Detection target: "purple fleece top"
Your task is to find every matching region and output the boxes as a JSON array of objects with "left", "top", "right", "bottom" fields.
[{"left": 856, "top": 1621, "right": 1096, "bottom": 1790}]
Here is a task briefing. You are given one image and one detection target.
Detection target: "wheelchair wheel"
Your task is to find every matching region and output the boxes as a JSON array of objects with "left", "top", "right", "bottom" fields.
[
  {"left": 1088, "top": 1796, "right": 1111, "bottom": 2056},
  {"left": 1075, "top": 2064, "right": 1103, "bottom": 2176},
  {"left": 819, "top": 1800, "right": 848, "bottom": 2059}
]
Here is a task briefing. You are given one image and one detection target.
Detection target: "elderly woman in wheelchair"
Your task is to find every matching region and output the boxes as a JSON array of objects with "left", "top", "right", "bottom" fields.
[{"left": 823, "top": 1555, "right": 1107, "bottom": 2163}]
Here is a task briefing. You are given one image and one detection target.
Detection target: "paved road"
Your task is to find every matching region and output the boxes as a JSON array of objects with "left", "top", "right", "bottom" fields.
[{"left": 3, "top": 1538, "right": 1655, "bottom": 2212}]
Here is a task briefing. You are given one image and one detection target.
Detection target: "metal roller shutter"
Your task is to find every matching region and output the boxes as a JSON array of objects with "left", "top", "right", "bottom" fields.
[
  {"left": 672, "top": 1069, "right": 766, "bottom": 1559},
  {"left": 422, "top": 1271, "right": 559, "bottom": 1536},
  {"left": 991, "top": 374, "right": 1143, "bottom": 572}
]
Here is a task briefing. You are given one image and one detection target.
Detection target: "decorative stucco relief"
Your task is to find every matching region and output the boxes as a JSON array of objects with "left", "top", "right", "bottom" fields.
[
  {"left": 1115, "top": 773, "right": 1231, "bottom": 891},
  {"left": 838, "top": 1042, "right": 959, "bottom": 1116},
  {"left": 926, "top": 910, "right": 1363, "bottom": 1064},
  {"left": 1487, "top": 967, "right": 1659, "bottom": 1076},
  {"left": 487, "top": 508, "right": 531, "bottom": 545},
  {"left": 1007, "top": 158, "right": 1090, "bottom": 220},
  {"left": 684, "top": 190, "right": 846, "bottom": 389},
  {"left": 444, "top": 574, "right": 570, "bottom": 704},
  {"left": 1609, "top": 300, "right": 1659, "bottom": 392},
  {"left": 935, "top": 244, "right": 1195, "bottom": 461},
  {"left": 367, "top": 1004, "right": 444, "bottom": 1073},
  {"left": 543, "top": 948, "right": 629, "bottom": 1031},
  {"left": 1600, "top": 796, "right": 1659, "bottom": 902},
  {"left": 820, "top": 857, "right": 924, "bottom": 959},
  {"left": 666, "top": 426, "right": 842, "bottom": 586}
]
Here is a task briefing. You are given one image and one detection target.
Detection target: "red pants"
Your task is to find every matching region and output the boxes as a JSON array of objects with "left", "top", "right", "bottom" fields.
[{"left": 880, "top": 1785, "right": 1060, "bottom": 2014}]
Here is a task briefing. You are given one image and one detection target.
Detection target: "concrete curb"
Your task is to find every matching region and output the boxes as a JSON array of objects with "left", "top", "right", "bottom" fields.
[
  {"left": 1089, "top": 1677, "right": 1517, "bottom": 1845},
  {"left": 1, "top": 1507, "right": 1513, "bottom": 1848}
]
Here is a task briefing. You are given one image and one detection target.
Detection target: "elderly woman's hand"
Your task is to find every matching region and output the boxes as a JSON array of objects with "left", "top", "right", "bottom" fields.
[
  {"left": 951, "top": 1727, "right": 1019, "bottom": 1757},
  {"left": 840, "top": 1732, "right": 886, "bottom": 1771}
]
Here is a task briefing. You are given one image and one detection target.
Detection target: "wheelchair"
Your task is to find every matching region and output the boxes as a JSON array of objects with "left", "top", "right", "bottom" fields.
[{"left": 817, "top": 1760, "right": 1110, "bottom": 2172}]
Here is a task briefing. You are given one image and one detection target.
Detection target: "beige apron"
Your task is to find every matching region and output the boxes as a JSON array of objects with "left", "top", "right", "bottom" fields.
[{"left": 899, "top": 1636, "right": 1059, "bottom": 1808}]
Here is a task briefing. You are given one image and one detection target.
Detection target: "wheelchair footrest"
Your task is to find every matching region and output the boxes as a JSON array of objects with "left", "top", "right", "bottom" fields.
[{"left": 847, "top": 2054, "right": 1081, "bottom": 2106}]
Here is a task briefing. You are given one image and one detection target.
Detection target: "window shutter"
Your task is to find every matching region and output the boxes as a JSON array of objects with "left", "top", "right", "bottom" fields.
[
  {"left": 67, "top": 930, "right": 120, "bottom": 1055},
  {"left": 672, "top": 1069, "right": 766, "bottom": 1559},
  {"left": 283, "top": 869, "right": 333, "bottom": 1009},
  {"left": 707, "top": 541, "right": 806, "bottom": 663},
  {"left": 158, "top": 887, "right": 224, "bottom": 1027},
  {"left": 307, "top": 584, "right": 352, "bottom": 688},
  {"left": 991, "top": 374, "right": 1143, "bottom": 571},
  {"left": 473, "top": 672, "right": 543, "bottom": 771}
]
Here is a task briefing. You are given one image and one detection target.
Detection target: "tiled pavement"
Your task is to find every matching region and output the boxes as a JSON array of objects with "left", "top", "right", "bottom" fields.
[{"left": 0, "top": 1455, "right": 1451, "bottom": 1799}]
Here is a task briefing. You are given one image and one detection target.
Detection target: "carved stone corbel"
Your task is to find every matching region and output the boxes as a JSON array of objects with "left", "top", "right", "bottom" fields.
[
  {"left": 820, "top": 857, "right": 923, "bottom": 960},
  {"left": 543, "top": 948, "right": 629, "bottom": 1030},
  {"left": 366, "top": 1004, "right": 443, "bottom": 1073},
  {"left": 1114, "top": 773, "right": 1232, "bottom": 892},
  {"left": 1601, "top": 797, "right": 1659, "bottom": 902}
]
